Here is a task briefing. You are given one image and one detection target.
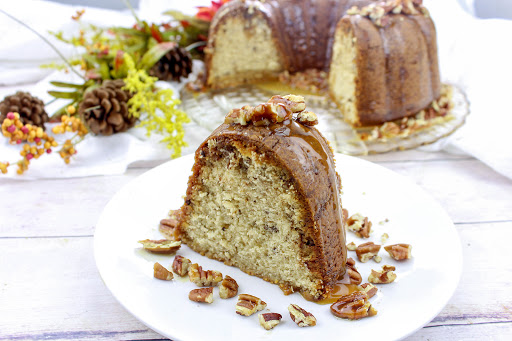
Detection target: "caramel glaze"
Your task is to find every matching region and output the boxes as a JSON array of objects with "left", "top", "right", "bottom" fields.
[
  {"left": 180, "top": 119, "right": 347, "bottom": 299},
  {"left": 312, "top": 283, "right": 360, "bottom": 305},
  {"left": 212, "top": 0, "right": 374, "bottom": 73}
]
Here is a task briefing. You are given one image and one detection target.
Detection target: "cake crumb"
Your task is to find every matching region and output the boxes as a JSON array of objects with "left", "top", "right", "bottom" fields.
[{"left": 381, "top": 233, "right": 389, "bottom": 244}]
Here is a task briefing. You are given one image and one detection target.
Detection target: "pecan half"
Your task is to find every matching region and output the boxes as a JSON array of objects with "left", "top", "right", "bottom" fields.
[
  {"left": 153, "top": 262, "right": 173, "bottom": 281},
  {"left": 355, "top": 242, "right": 381, "bottom": 263},
  {"left": 139, "top": 239, "right": 181, "bottom": 254},
  {"left": 359, "top": 283, "right": 378, "bottom": 298},
  {"left": 384, "top": 244, "right": 412, "bottom": 260},
  {"left": 330, "top": 291, "right": 377, "bottom": 320},
  {"left": 368, "top": 265, "right": 397, "bottom": 284},
  {"left": 189, "top": 287, "right": 213, "bottom": 303},
  {"left": 236, "top": 294, "right": 267, "bottom": 316},
  {"left": 172, "top": 255, "right": 191, "bottom": 277},
  {"left": 219, "top": 275, "right": 239, "bottom": 299},
  {"left": 188, "top": 263, "right": 223, "bottom": 287},
  {"left": 259, "top": 313, "right": 283, "bottom": 330},
  {"left": 346, "top": 213, "right": 372, "bottom": 238},
  {"left": 288, "top": 304, "right": 317, "bottom": 327},
  {"left": 346, "top": 258, "right": 362, "bottom": 285}
]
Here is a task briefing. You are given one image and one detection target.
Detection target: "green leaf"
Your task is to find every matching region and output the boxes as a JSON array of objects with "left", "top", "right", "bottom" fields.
[
  {"left": 50, "top": 81, "right": 85, "bottom": 89},
  {"left": 124, "top": 41, "right": 147, "bottom": 54},
  {"left": 109, "top": 26, "right": 147, "bottom": 37},
  {"left": 47, "top": 91, "right": 80, "bottom": 100},
  {"left": 138, "top": 42, "right": 176, "bottom": 70},
  {"left": 99, "top": 62, "right": 112, "bottom": 80},
  {"left": 163, "top": 10, "right": 210, "bottom": 31}
]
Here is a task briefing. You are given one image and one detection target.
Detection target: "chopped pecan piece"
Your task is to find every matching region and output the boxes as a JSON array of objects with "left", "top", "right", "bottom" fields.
[
  {"left": 251, "top": 102, "right": 289, "bottom": 126},
  {"left": 368, "top": 265, "right": 397, "bottom": 284},
  {"left": 346, "top": 213, "right": 372, "bottom": 238},
  {"left": 342, "top": 208, "right": 349, "bottom": 222},
  {"left": 225, "top": 108, "right": 249, "bottom": 126},
  {"left": 288, "top": 304, "right": 317, "bottom": 327},
  {"left": 356, "top": 242, "right": 381, "bottom": 263},
  {"left": 282, "top": 94, "right": 306, "bottom": 112},
  {"left": 346, "top": 242, "right": 357, "bottom": 251},
  {"left": 219, "top": 275, "right": 239, "bottom": 299},
  {"left": 139, "top": 239, "right": 181, "bottom": 254},
  {"left": 296, "top": 111, "right": 318, "bottom": 126},
  {"left": 189, "top": 287, "right": 214, "bottom": 303},
  {"left": 159, "top": 216, "right": 181, "bottom": 241},
  {"left": 188, "top": 263, "right": 223, "bottom": 287},
  {"left": 330, "top": 291, "right": 377, "bottom": 320},
  {"left": 346, "top": 258, "right": 362, "bottom": 285},
  {"left": 384, "top": 244, "right": 412, "bottom": 260},
  {"left": 236, "top": 294, "right": 267, "bottom": 316},
  {"left": 380, "top": 121, "right": 400, "bottom": 135},
  {"left": 153, "top": 262, "right": 173, "bottom": 281},
  {"left": 259, "top": 313, "right": 283, "bottom": 330},
  {"left": 374, "top": 255, "right": 382, "bottom": 263},
  {"left": 381, "top": 232, "right": 389, "bottom": 244},
  {"left": 359, "top": 283, "right": 378, "bottom": 298},
  {"left": 172, "top": 255, "right": 191, "bottom": 277}
]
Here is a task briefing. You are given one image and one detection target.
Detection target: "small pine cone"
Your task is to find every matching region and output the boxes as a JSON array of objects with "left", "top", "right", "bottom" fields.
[
  {"left": 149, "top": 45, "right": 193, "bottom": 82},
  {"left": 78, "top": 79, "right": 136, "bottom": 136},
  {"left": 0, "top": 91, "right": 48, "bottom": 128}
]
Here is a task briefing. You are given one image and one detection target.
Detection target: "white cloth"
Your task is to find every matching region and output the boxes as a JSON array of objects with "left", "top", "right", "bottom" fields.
[
  {"left": 423, "top": 0, "right": 512, "bottom": 179},
  {"left": 0, "top": 0, "right": 511, "bottom": 179}
]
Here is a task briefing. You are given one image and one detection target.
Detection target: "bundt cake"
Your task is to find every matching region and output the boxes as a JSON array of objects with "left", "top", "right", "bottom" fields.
[
  {"left": 176, "top": 95, "right": 346, "bottom": 300},
  {"left": 205, "top": 0, "right": 441, "bottom": 127}
]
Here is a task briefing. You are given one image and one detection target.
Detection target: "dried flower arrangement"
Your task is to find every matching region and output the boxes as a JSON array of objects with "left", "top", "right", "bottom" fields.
[{"left": 0, "top": 1, "right": 229, "bottom": 175}]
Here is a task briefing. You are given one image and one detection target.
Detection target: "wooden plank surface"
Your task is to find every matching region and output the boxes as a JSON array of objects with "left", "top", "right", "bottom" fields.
[
  {"left": 0, "top": 169, "right": 144, "bottom": 238},
  {"left": 1, "top": 150, "right": 512, "bottom": 340}
]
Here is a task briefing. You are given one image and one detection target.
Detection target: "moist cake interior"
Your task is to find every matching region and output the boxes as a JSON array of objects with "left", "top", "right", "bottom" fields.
[{"left": 183, "top": 139, "right": 322, "bottom": 295}]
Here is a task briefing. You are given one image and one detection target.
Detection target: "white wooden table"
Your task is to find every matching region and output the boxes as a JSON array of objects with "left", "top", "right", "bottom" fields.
[{"left": 1, "top": 147, "right": 512, "bottom": 340}]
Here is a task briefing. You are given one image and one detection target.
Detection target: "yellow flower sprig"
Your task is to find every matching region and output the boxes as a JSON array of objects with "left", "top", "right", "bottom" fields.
[{"left": 122, "top": 53, "right": 190, "bottom": 158}]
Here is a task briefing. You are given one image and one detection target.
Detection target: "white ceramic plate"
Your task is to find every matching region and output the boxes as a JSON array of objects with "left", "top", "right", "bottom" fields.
[{"left": 94, "top": 153, "right": 462, "bottom": 341}]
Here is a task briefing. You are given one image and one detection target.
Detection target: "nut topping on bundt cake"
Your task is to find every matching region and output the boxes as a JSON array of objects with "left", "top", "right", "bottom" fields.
[{"left": 175, "top": 95, "right": 346, "bottom": 300}]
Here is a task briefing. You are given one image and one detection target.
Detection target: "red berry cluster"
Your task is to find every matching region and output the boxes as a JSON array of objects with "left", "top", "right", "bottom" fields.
[{"left": 1, "top": 108, "right": 89, "bottom": 175}]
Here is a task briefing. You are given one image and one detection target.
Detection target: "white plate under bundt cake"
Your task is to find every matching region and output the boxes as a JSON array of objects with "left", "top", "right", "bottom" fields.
[
  {"left": 174, "top": 95, "right": 346, "bottom": 300},
  {"left": 204, "top": 0, "right": 441, "bottom": 127}
]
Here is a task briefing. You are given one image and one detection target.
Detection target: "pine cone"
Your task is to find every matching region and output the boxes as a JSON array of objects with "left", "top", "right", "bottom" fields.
[
  {"left": 78, "top": 79, "right": 136, "bottom": 136},
  {"left": 0, "top": 91, "right": 48, "bottom": 128},
  {"left": 149, "top": 46, "right": 193, "bottom": 82}
]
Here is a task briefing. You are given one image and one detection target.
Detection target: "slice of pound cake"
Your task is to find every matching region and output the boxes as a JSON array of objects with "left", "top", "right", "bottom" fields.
[{"left": 176, "top": 95, "right": 346, "bottom": 300}]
